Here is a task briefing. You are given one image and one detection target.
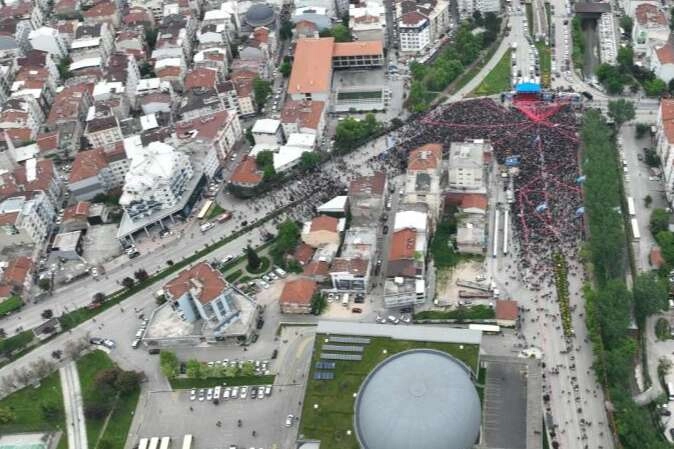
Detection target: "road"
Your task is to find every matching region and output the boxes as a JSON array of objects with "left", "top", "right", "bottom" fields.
[{"left": 60, "top": 361, "right": 88, "bottom": 449}]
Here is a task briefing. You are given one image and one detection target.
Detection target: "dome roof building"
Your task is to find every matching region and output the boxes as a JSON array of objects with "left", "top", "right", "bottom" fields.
[
  {"left": 354, "top": 349, "right": 480, "bottom": 449},
  {"left": 245, "top": 3, "right": 275, "bottom": 27}
]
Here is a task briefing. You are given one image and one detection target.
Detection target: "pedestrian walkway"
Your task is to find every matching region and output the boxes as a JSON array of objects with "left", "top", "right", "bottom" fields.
[{"left": 60, "top": 361, "right": 88, "bottom": 449}]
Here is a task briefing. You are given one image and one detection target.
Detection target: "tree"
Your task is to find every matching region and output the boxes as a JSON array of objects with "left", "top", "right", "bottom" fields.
[
  {"left": 594, "top": 280, "right": 632, "bottom": 349},
  {"left": 633, "top": 272, "right": 668, "bottom": 324},
  {"left": 645, "top": 78, "right": 667, "bottom": 97},
  {"left": 145, "top": 28, "right": 158, "bottom": 51},
  {"left": 644, "top": 195, "right": 653, "bottom": 208},
  {"left": 245, "top": 127, "right": 255, "bottom": 145},
  {"left": 334, "top": 114, "right": 381, "bottom": 152},
  {"left": 279, "top": 61, "right": 292, "bottom": 78},
  {"left": 619, "top": 16, "right": 633, "bottom": 36},
  {"left": 256, "top": 150, "right": 274, "bottom": 169},
  {"left": 30, "top": 358, "right": 54, "bottom": 379},
  {"left": 57, "top": 56, "right": 72, "bottom": 81},
  {"left": 669, "top": 78, "right": 674, "bottom": 95},
  {"left": 310, "top": 292, "right": 326, "bottom": 315},
  {"left": 92, "top": 292, "right": 106, "bottom": 304},
  {"left": 115, "top": 370, "right": 143, "bottom": 395},
  {"left": 38, "top": 278, "right": 51, "bottom": 291},
  {"left": 253, "top": 77, "right": 272, "bottom": 110},
  {"left": 121, "top": 277, "right": 135, "bottom": 289},
  {"left": 41, "top": 309, "right": 53, "bottom": 319},
  {"left": 270, "top": 219, "right": 300, "bottom": 265},
  {"left": 596, "top": 64, "right": 625, "bottom": 94},
  {"left": 51, "top": 350, "right": 62, "bottom": 360},
  {"left": 280, "top": 19, "right": 293, "bottom": 40},
  {"left": 246, "top": 245, "right": 261, "bottom": 271},
  {"left": 0, "top": 406, "right": 15, "bottom": 424},
  {"left": 95, "top": 367, "right": 122, "bottom": 389},
  {"left": 644, "top": 147, "right": 661, "bottom": 167},
  {"left": 134, "top": 269, "right": 149, "bottom": 282},
  {"left": 84, "top": 403, "right": 109, "bottom": 420},
  {"left": 41, "top": 401, "right": 62, "bottom": 421},
  {"left": 650, "top": 208, "right": 670, "bottom": 235},
  {"left": 186, "top": 359, "right": 202, "bottom": 378},
  {"left": 240, "top": 361, "right": 255, "bottom": 376},
  {"left": 671, "top": 8, "right": 674, "bottom": 31},
  {"left": 299, "top": 151, "right": 321, "bottom": 171},
  {"left": 159, "top": 350, "right": 179, "bottom": 378},
  {"left": 617, "top": 46, "right": 633, "bottom": 69},
  {"left": 13, "top": 367, "right": 33, "bottom": 386},
  {"left": 635, "top": 123, "right": 650, "bottom": 139},
  {"left": 607, "top": 99, "right": 635, "bottom": 127},
  {"left": 472, "top": 10, "right": 484, "bottom": 26}
]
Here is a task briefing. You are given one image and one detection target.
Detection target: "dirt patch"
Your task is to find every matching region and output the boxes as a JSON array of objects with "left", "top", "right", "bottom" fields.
[{"left": 435, "top": 260, "right": 485, "bottom": 306}]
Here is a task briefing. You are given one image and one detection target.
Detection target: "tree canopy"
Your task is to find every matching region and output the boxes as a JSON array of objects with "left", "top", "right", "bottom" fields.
[{"left": 607, "top": 99, "right": 635, "bottom": 127}]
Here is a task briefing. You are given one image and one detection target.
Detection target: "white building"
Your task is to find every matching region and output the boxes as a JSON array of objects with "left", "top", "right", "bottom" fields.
[
  {"left": 448, "top": 140, "right": 487, "bottom": 192},
  {"left": 398, "top": 12, "right": 431, "bottom": 52},
  {"left": 252, "top": 118, "right": 284, "bottom": 144},
  {"left": 119, "top": 141, "right": 194, "bottom": 220},
  {"left": 349, "top": 2, "right": 387, "bottom": 46},
  {"left": 632, "top": 2, "right": 669, "bottom": 55},
  {"left": 656, "top": 99, "right": 674, "bottom": 206},
  {"left": 0, "top": 192, "right": 56, "bottom": 243},
  {"left": 458, "top": 0, "right": 501, "bottom": 21},
  {"left": 28, "top": 27, "right": 69, "bottom": 61}
]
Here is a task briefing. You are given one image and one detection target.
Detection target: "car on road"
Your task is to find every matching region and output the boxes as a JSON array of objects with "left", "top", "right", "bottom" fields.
[
  {"left": 285, "top": 414, "right": 294, "bottom": 427},
  {"left": 259, "top": 280, "right": 270, "bottom": 289},
  {"left": 131, "top": 339, "right": 140, "bottom": 349},
  {"left": 198, "top": 388, "right": 205, "bottom": 401},
  {"left": 222, "top": 255, "right": 234, "bottom": 263},
  {"left": 351, "top": 307, "right": 362, "bottom": 313},
  {"left": 206, "top": 388, "right": 213, "bottom": 401},
  {"left": 250, "top": 386, "right": 257, "bottom": 399},
  {"left": 240, "top": 386, "right": 248, "bottom": 399},
  {"left": 102, "top": 339, "right": 115, "bottom": 349},
  {"left": 232, "top": 386, "right": 239, "bottom": 399},
  {"left": 401, "top": 314, "right": 412, "bottom": 324},
  {"left": 190, "top": 388, "right": 196, "bottom": 401},
  {"left": 265, "top": 385, "right": 272, "bottom": 396},
  {"left": 268, "top": 272, "right": 278, "bottom": 280},
  {"left": 262, "top": 274, "right": 271, "bottom": 282},
  {"left": 90, "top": 337, "right": 104, "bottom": 345},
  {"left": 382, "top": 225, "right": 389, "bottom": 234}
]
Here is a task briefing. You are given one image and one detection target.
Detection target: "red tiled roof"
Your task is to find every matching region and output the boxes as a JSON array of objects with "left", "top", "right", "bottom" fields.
[
  {"left": 37, "top": 132, "right": 59, "bottom": 152},
  {"left": 333, "top": 41, "right": 383, "bottom": 57},
  {"left": 156, "top": 66, "right": 182, "bottom": 78},
  {"left": 329, "top": 257, "right": 368, "bottom": 274},
  {"left": 303, "top": 260, "right": 330, "bottom": 277},
  {"left": 280, "top": 100, "right": 325, "bottom": 131},
  {"left": 495, "top": 299, "right": 519, "bottom": 321},
  {"left": 400, "top": 11, "right": 426, "bottom": 26},
  {"left": 48, "top": 83, "right": 93, "bottom": 124},
  {"left": 0, "top": 211, "right": 18, "bottom": 226},
  {"left": 253, "top": 27, "right": 269, "bottom": 44},
  {"left": 2, "top": 256, "right": 32, "bottom": 287},
  {"left": 408, "top": 143, "right": 442, "bottom": 170},
  {"left": 184, "top": 68, "right": 217, "bottom": 90},
  {"left": 309, "top": 215, "right": 338, "bottom": 233},
  {"left": 0, "top": 159, "right": 55, "bottom": 201},
  {"left": 83, "top": 1, "right": 117, "bottom": 18},
  {"left": 388, "top": 228, "right": 416, "bottom": 260},
  {"left": 63, "top": 201, "right": 90, "bottom": 220},
  {"left": 0, "top": 127, "right": 31, "bottom": 144},
  {"left": 164, "top": 262, "right": 228, "bottom": 304},
  {"left": 461, "top": 193, "right": 488, "bottom": 211},
  {"left": 661, "top": 99, "right": 674, "bottom": 143},
  {"left": 293, "top": 243, "right": 315, "bottom": 265},
  {"left": 635, "top": 3, "right": 667, "bottom": 26},
  {"left": 176, "top": 110, "right": 230, "bottom": 142},
  {"left": 230, "top": 156, "right": 262, "bottom": 185},
  {"left": 657, "top": 42, "right": 674, "bottom": 64},
  {"left": 280, "top": 278, "right": 316, "bottom": 305},
  {"left": 349, "top": 172, "right": 386, "bottom": 196},
  {"left": 0, "top": 284, "right": 13, "bottom": 298},
  {"left": 69, "top": 148, "right": 108, "bottom": 183}
]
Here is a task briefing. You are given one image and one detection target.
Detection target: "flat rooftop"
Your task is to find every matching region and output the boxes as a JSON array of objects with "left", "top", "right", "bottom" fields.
[{"left": 316, "top": 320, "right": 482, "bottom": 345}]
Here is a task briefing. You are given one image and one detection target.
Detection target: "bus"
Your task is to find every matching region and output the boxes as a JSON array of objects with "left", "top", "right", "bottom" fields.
[
  {"left": 181, "top": 435, "right": 193, "bottom": 449},
  {"left": 631, "top": 218, "right": 640, "bottom": 241},
  {"left": 197, "top": 200, "right": 214, "bottom": 220},
  {"left": 468, "top": 324, "right": 501, "bottom": 334},
  {"left": 138, "top": 439, "right": 149, "bottom": 449},
  {"left": 668, "top": 382, "right": 674, "bottom": 400},
  {"left": 159, "top": 437, "right": 171, "bottom": 449},
  {"left": 148, "top": 437, "right": 160, "bottom": 449},
  {"left": 627, "top": 197, "right": 636, "bottom": 217}
]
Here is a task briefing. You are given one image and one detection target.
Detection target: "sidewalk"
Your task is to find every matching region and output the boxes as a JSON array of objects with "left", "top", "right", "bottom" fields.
[{"left": 60, "top": 361, "right": 88, "bottom": 449}]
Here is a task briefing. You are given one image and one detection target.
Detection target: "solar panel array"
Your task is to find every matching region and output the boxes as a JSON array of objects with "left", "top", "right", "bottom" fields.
[
  {"left": 314, "top": 371, "right": 335, "bottom": 380},
  {"left": 328, "top": 336, "right": 371, "bottom": 344},
  {"left": 320, "top": 352, "right": 363, "bottom": 361},
  {"left": 322, "top": 345, "right": 364, "bottom": 353},
  {"left": 315, "top": 361, "right": 336, "bottom": 369}
]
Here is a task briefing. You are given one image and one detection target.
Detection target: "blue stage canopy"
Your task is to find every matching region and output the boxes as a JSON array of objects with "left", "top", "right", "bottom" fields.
[{"left": 515, "top": 83, "right": 541, "bottom": 93}]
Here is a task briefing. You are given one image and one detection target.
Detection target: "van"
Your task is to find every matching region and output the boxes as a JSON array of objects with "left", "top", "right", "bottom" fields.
[
  {"left": 135, "top": 329, "right": 144, "bottom": 338},
  {"left": 341, "top": 294, "right": 349, "bottom": 307}
]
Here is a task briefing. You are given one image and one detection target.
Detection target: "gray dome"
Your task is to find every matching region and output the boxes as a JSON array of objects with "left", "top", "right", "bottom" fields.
[
  {"left": 245, "top": 3, "right": 275, "bottom": 27},
  {"left": 354, "top": 349, "right": 480, "bottom": 449}
]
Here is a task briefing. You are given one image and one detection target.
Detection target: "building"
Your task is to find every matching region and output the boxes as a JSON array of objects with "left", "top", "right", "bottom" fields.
[
  {"left": 61, "top": 201, "right": 90, "bottom": 232},
  {"left": 279, "top": 100, "right": 326, "bottom": 140},
  {"left": 456, "top": 219, "right": 486, "bottom": 254},
  {"left": 51, "top": 230, "right": 83, "bottom": 260},
  {"left": 349, "top": 172, "right": 387, "bottom": 226},
  {"left": 332, "top": 41, "right": 384, "bottom": 69},
  {"left": 650, "top": 41, "right": 674, "bottom": 82},
  {"left": 633, "top": 2, "right": 669, "bottom": 57},
  {"left": 403, "top": 143, "right": 444, "bottom": 221},
  {"left": 349, "top": 1, "right": 387, "bottom": 46},
  {"left": 85, "top": 115, "right": 123, "bottom": 147},
  {"left": 0, "top": 255, "right": 33, "bottom": 293},
  {"left": 70, "top": 23, "right": 114, "bottom": 63},
  {"left": 301, "top": 214, "right": 343, "bottom": 248},
  {"left": 279, "top": 278, "right": 317, "bottom": 314},
  {"left": 329, "top": 227, "right": 376, "bottom": 292},
  {"left": 495, "top": 299, "right": 519, "bottom": 327},
  {"left": 119, "top": 141, "right": 194, "bottom": 219},
  {"left": 68, "top": 146, "right": 129, "bottom": 200},
  {"left": 397, "top": 0, "right": 451, "bottom": 48},
  {"left": 458, "top": 0, "right": 501, "bottom": 21},
  {"left": 398, "top": 11, "right": 430, "bottom": 52},
  {"left": 656, "top": 99, "right": 674, "bottom": 205},
  {"left": 229, "top": 156, "right": 263, "bottom": 188},
  {"left": 252, "top": 118, "right": 284, "bottom": 144},
  {"left": 164, "top": 262, "right": 253, "bottom": 336},
  {"left": 448, "top": 140, "right": 487, "bottom": 192},
  {"left": 288, "top": 38, "right": 334, "bottom": 102},
  {"left": 28, "top": 27, "right": 69, "bottom": 60}
]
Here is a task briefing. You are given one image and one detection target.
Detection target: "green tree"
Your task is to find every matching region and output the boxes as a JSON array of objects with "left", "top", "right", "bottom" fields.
[
  {"left": 57, "top": 57, "right": 72, "bottom": 80},
  {"left": 595, "top": 280, "right": 632, "bottom": 348},
  {"left": 472, "top": 10, "right": 484, "bottom": 26},
  {"left": 310, "top": 292, "right": 327, "bottom": 315},
  {"left": 253, "top": 77, "right": 272, "bottom": 109},
  {"left": 145, "top": 28, "right": 158, "bottom": 51},
  {"left": 280, "top": 19, "right": 293, "bottom": 40},
  {"left": 186, "top": 359, "right": 201, "bottom": 378},
  {"left": 619, "top": 16, "right": 633, "bottom": 36},
  {"left": 0, "top": 406, "right": 15, "bottom": 424},
  {"left": 279, "top": 61, "right": 292, "bottom": 77},
  {"left": 617, "top": 46, "right": 633, "bottom": 69},
  {"left": 262, "top": 165, "right": 277, "bottom": 182},
  {"left": 644, "top": 78, "right": 667, "bottom": 97},
  {"left": 671, "top": 9, "right": 674, "bottom": 31},
  {"left": 607, "top": 99, "right": 635, "bottom": 127},
  {"left": 669, "top": 78, "right": 674, "bottom": 95},
  {"left": 41, "top": 401, "right": 61, "bottom": 421},
  {"left": 332, "top": 24, "right": 351, "bottom": 42},
  {"left": 94, "top": 367, "right": 122, "bottom": 389},
  {"left": 635, "top": 123, "right": 650, "bottom": 139},
  {"left": 299, "top": 151, "right": 321, "bottom": 171},
  {"left": 121, "top": 277, "right": 135, "bottom": 289},
  {"left": 246, "top": 245, "right": 261, "bottom": 271},
  {"left": 134, "top": 269, "right": 148, "bottom": 282},
  {"left": 240, "top": 361, "right": 255, "bottom": 376},
  {"left": 255, "top": 150, "right": 274, "bottom": 169},
  {"left": 245, "top": 127, "right": 255, "bottom": 145},
  {"left": 38, "top": 278, "right": 51, "bottom": 291},
  {"left": 644, "top": 194, "right": 652, "bottom": 208},
  {"left": 596, "top": 64, "right": 625, "bottom": 94},
  {"left": 650, "top": 208, "right": 670, "bottom": 235},
  {"left": 159, "top": 351, "right": 179, "bottom": 378},
  {"left": 334, "top": 114, "right": 381, "bottom": 152},
  {"left": 271, "top": 219, "right": 300, "bottom": 265},
  {"left": 633, "top": 272, "right": 668, "bottom": 324},
  {"left": 408, "top": 80, "right": 429, "bottom": 112},
  {"left": 114, "top": 370, "right": 143, "bottom": 395}
]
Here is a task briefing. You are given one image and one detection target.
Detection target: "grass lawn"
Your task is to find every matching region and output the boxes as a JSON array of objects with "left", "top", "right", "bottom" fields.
[
  {"left": 225, "top": 269, "right": 243, "bottom": 282},
  {"left": 299, "top": 336, "right": 479, "bottom": 449},
  {"left": 169, "top": 375, "right": 276, "bottom": 389},
  {"left": 0, "top": 371, "right": 65, "bottom": 435},
  {"left": 0, "top": 295, "right": 23, "bottom": 315},
  {"left": 473, "top": 50, "right": 512, "bottom": 96},
  {"left": 535, "top": 41, "right": 551, "bottom": 87},
  {"left": 414, "top": 305, "right": 496, "bottom": 321},
  {"left": 205, "top": 203, "right": 225, "bottom": 220},
  {"left": 525, "top": 3, "right": 533, "bottom": 36},
  {"left": 77, "top": 350, "right": 115, "bottom": 448},
  {"left": 76, "top": 350, "right": 141, "bottom": 449}
]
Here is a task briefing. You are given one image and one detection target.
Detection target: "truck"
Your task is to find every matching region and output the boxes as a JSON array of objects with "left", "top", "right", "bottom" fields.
[
  {"left": 200, "top": 222, "right": 215, "bottom": 233},
  {"left": 216, "top": 212, "right": 232, "bottom": 223},
  {"left": 456, "top": 280, "right": 491, "bottom": 292}
]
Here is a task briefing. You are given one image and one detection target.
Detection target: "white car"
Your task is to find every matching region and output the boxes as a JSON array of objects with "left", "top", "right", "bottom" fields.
[
  {"left": 190, "top": 389, "right": 196, "bottom": 401},
  {"left": 214, "top": 386, "right": 221, "bottom": 399},
  {"left": 259, "top": 280, "right": 270, "bottom": 289},
  {"left": 285, "top": 414, "right": 294, "bottom": 427},
  {"left": 206, "top": 388, "right": 213, "bottom": 401},
  {"left": 232, "top": 386, "right": 239, "bottom": 398},
  {"left": 102, "top": 339, "right": 115, "bottom": 349},
  {"left": 240, "top": 386, "right": 248, "bottom": 399}
]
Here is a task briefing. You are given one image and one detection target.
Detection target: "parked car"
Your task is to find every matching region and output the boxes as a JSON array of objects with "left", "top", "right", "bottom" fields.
[
  {"left": 240, "top": 386, "right": 248, "bottom": 399},
  {"left": 351, "top": 307, "right": 363, "bottom": 313},
  {"left": 89, "top": 337, "right": 104, "bottom": 345},
  {"left": 102, "top": 339, "right": 115, "bottom": 349},
  {"left": 285, "top": 414, "right": 294, "bottom": 427}
]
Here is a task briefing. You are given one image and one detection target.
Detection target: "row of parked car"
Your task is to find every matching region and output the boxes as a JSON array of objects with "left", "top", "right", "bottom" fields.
[{"left": 190, "top": 384, "right": 273, "bottom": 402}]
